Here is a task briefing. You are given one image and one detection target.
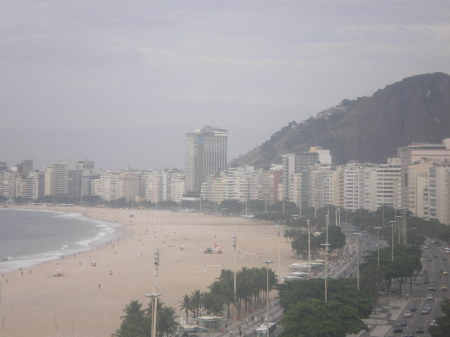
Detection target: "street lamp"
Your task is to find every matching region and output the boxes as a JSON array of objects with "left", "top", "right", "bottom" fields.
[
  {"left": 374, "top": 227, "right": 382, "bottom": 267},
  {"left": 145, "top": 293, "right": 162, "bottom": 337},
  {"left": 307, "top": 219, "right": 311, "bottom": 278},
  {"left": 275, "top": 225, "right": 281, "bottom": 278},
  {"left": 320, "top": 243, "right": 330, "bottom": 302},
  {"left": 262, "top": 260, "right": 273, "bottom": 337},
  {"left": 147, "top": 248, "right": 160, "bottom": 337},
  {"left": 354, "top": 233, "right": 362, "bottom": 291},
  {"left": 233, "top": 234, "right": 237, "bottom": 320},
  {"left": 389, "top": 220, "right": 395, "bottom": 262}
]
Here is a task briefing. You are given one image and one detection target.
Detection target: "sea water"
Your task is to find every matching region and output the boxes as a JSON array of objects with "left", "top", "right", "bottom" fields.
[{"left": 0, "top": 208, "right": 121, "bottom": 273}]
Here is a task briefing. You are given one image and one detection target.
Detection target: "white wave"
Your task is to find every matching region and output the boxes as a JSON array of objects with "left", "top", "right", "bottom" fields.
[{"left": 0, "top": 210, "right": 122, "bottom": 273}]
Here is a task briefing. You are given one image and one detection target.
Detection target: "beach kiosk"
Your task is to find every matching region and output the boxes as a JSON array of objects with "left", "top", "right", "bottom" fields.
[
  {"left": 193, "top": 316, "right": 227, "bottom": 332},
  {"left": 177, "top": 324, "right": 207, "bottom": 337}
]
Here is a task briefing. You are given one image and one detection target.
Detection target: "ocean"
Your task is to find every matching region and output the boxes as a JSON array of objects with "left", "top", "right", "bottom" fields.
[{"left": 0, "top": 208, "right": 121, "bottom": 273}]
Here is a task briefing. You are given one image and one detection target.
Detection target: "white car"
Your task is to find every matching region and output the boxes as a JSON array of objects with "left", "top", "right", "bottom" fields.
[
  {"left": 426, "top": 294, "right": 433, "bottom": 300},
  {"left": 404, "top": 310, "right": 412, "bottom": 317}
]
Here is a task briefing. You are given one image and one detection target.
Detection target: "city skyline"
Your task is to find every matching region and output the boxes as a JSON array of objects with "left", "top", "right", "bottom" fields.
[{"left": 2, "top": 1, "right": 450, "bottom": 170}]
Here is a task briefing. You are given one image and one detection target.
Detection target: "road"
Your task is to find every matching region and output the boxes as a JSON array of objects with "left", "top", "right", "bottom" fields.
[{"left": 353, "top": 240, "right": 449, "bottom": 337}]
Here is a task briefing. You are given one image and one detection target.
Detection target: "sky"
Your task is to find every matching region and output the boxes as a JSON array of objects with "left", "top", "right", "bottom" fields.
[{"left": 1, "top": 0, "right": 450, "bottom": 170}]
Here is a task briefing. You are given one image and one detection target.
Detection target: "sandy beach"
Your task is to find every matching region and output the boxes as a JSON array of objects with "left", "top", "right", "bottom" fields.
[{"left": 0, "top": 206, "right": 295, "bottom": 337}]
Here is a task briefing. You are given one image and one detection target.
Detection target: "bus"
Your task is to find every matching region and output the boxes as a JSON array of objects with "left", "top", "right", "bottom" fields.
[{"left": 256, "top": 323, "right": 277, "bottom": 337}]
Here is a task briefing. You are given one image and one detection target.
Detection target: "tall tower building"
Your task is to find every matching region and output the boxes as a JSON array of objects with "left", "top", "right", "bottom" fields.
[{"left": 185, "top": 126, "right": 228, "bottom": 195}]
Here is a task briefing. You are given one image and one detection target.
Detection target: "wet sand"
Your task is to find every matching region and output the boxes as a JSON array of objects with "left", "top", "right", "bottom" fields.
[{"left": 0, "top": 206, "right": 294, "bottom": 337}]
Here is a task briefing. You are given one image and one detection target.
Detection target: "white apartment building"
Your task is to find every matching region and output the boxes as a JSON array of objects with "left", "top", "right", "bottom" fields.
[
  {"left": 44, "top": 166, "right": 56, "bottom": 197},
  {"left": 344, "top": 162, "right": 366, "bottom": 211},
  {"left": 331, "top": 166, "right": 345, "bottom": 207},
  {"left": 425, "top": 164, "right": 450, "bottom": 224},
  {"left": 309, "top": 165, "right": 334, "bottom": 209},
  {"left": 289, "top": 173, "right": 302, "bottom": 207},
  {"left": 407, "top": 159, "right": 434, "bottom": 217},
  {"left": 375, "top": 160, "right": 401, "bottom": 210},
  {"left": 100, "top": 171, "right": 119, "bottom": 201},
  {"left": 117, "top": 171, "right": 141, "bottom": 202},
  {"left": 170, "top": 173, "right": 185, "bottom": 203},
  {"left": 363, "top": 165, "right": 378, "bottom": 211},
  {"left": 145, "top": 171, "right": 162, "bottom": 203},
  {"left": 0, "top": 171, "right": 14, "bottom": 199},
  {"left": 399, "top": 138, "right": 450, "bottom": 209},
  {"left": 204, "top": 166, "right": 252, "bottom": 203}
]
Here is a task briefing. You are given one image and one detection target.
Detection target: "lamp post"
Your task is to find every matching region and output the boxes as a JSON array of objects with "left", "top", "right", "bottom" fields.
[
  {"left": 374, "top": 227, "right": 382, "bottom": 267},
  {"left": 354, "top": 233, "right": 362, "bottom": 291},
  {"left": 232, "top": 234, "right": 237, "bottom": 320},
  {"left": 146, "top": 248, "right": 160, "bottom": 337},
  {"left": 263, "top": 260, "right": 273, "bottom": 337},
  {"left": 389, "top": 220, "right": 395, "bottom": 262},
  {"left": 307, "top": 219, "right": 311, "bottom": 278},
  {"left": 145, "top": 293, "right": 162, "bottom": 337},
  {"left": 395, "top": 215, "right": 402, "bottom": 245},
  {"left": 321, "top": 243, "right": 330, "bottom": 302},
  {"left": 275, "top": 225, "right": 281, "bottom": 278}
]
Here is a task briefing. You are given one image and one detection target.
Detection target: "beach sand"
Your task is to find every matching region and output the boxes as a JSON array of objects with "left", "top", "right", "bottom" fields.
[{"left": 0, "top": 206, "right": 295, "bottom": 337}]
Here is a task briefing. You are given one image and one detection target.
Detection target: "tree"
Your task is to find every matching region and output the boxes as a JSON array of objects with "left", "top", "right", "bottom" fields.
[
  {"left": 113, "top": 300, "right": 147, "bottom": 337},
  {"left": 180, "top": 294, "right": 191, "bottom": 323},
  {"left": 189, "top": 289, "right": 202, "bottom": 318},
  {"left": 278, "top": 278, "right": 372, "bottom": 318},
  {"left": 156, "top": 303, "right": 178, "bottom": 337},
  {"left": 429, "top": 299, "right": 450, "bottom": 337},
  {"left": 201, "top": 291, "right": 225, "bottom": 316},
  {"left": 113, "top": 300, "right": 178, "bottom": 337},
  {"left": 219, "top": 199, "right": 244, "bottom": 215},
  {"left": 281, "top": 298, "right": 367, "bottom": 337}
]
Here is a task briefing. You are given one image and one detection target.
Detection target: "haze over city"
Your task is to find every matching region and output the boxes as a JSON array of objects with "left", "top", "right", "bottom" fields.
[{"left": 2, "top": 1, "right": 450, "bottom": 170}]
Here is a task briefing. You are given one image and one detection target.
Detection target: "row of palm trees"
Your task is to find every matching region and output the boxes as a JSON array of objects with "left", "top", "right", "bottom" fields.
[{"left": 180, "top": 267, "right": 277, "bottom": 322}]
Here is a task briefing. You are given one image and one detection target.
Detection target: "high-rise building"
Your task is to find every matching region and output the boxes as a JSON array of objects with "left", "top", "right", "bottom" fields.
[
  {"left": 398, "top": 138, "right": 450, "bottom": 209},
  {"left": 185, "top": 126, "right": 227, "bottom": 195}
]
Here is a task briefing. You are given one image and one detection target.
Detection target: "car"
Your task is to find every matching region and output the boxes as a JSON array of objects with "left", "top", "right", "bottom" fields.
[
  {"left": 400, "top": 319, "right": 407, "bottom": 327},
  {"left": 409, "top": 305, "right": 417, "bottom": 312},
  {"left": 430, "top": 320, "right": 437, "bottom": 327},
  {"left": 427, "top": 258, "right": 433, "bottom": 261},
  {"left": 424, "top": 278, "right": 430, "bottom": 284},
  {"left": 429, "top": 285, "right": 436, "bottom": 291},
  {"left": 403, "top": 331, "right": 414, "bottom": 337},
  {"left": 420, "top": 308, "right": 429, "bottom": 314},
  {"left": 415, "top": 326, "right": 425, "bottom": 334},
  {"left": 441, "top": 285, "right": 448, "bottom": 291},
  {"left": 393, "top": 325, "right": 404, "bottom": 333},
  {"left": 442, "top": 257, "right": 447, "bottom": 260},
  {"left": 443, "top": 271, "right": 448, "bottom": 275},
  {"left": 404, "top": 310, "right": 412, "bottom": 317},
  {"left": 426, "top": 294, "right": 433, "bottom": 300}
]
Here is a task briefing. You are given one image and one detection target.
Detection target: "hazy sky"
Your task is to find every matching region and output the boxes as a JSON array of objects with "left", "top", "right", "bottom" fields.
[{"left": 1, "top": 1, "right": 450, "bottom": 170}]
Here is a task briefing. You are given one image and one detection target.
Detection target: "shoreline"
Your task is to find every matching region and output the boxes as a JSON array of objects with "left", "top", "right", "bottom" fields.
[
  {"left": 0, "top": 205, "right": 295, "bottom": 337},
  {"left": 0, "top": 207, "right": 127, "bottom": 273}
]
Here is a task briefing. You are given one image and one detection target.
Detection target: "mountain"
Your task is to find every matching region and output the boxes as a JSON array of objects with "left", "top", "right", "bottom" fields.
[{"left": 231, "top": 72, "right": 450, "bottom": 167}]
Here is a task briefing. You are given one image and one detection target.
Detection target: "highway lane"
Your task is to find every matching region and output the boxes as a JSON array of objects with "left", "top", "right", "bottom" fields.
[{"left": 387, "top": 241, "right": 449, "bottom": 337}]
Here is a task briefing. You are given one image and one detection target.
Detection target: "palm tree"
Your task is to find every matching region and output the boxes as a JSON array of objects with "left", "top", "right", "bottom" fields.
[
  {"left": 190, "top": 290, "right": 202, "bottom": 318},
  {"left": 156, "top": 303, "right": 178, "bottom": 337},
  {"left": 201, "top": 291, "right": 225, "bottom": 316},
  {"left": 180, "top": 294, "right": 191, "bottom": 323},
  {"left": 113, "top": 300, "right": 148, "bottom": 337}
]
